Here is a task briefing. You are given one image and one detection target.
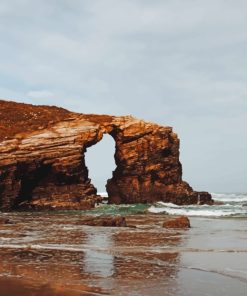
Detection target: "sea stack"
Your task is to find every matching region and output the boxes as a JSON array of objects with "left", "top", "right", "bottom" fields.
[{"left": 0, "top": 100, "right": 212, "bottom": 211}]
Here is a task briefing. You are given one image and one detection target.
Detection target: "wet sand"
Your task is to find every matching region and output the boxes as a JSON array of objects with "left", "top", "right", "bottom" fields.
[
  {"left": 177, "top": 217, "right": 247, "bottom": 296},
  {"left": 0, "top": 277, "right": 101, "bottom": 296},
  {"left": 0, "top": 213, "right": 246, "bottom": 295}
]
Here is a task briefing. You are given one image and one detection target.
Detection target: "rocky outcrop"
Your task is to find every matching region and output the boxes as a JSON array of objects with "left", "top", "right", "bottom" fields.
[
  {"left": 163, "top": 216, "right": 190, "bottom": 229},
  {"left": 0, "top": 217, "right": 12, "bottom": 224},
  {"left": 77, "top": 216, "right": 127, "bottom": 227},
  {"left": 0, "top": 100, "right": 212, "bottom": 211}
]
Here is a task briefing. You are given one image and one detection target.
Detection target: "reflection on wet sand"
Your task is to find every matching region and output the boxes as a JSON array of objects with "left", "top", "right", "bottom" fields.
[
  {"left": 0, "top": 213, "right": 185, "bottom": 295},
  {"left": 0, "top": 277, "right": 100, "bottom": 296},
  {"left": 84, "top": 230, "right": 114, "bottom": 278}
]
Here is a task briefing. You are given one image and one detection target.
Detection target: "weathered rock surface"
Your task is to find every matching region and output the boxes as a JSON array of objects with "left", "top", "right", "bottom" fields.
[
  {"left": 0, "top": 217, "right": 12, "bottom": 224},
  {"left": 163, "top": 216, "right": 190, "bottom": 229},
  {"left": 77, "top": 215, "right": 127, "bottom": 227},
  {"left": 0, "top": 99, "right": 212, "bottom": 211}
]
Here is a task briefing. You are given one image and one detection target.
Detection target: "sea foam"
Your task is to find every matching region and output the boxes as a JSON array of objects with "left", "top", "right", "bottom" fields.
[
  {"left": 148, "top": 193, "right": 247, "bottom": 217},
  {"left": 211, "top": 193, "right": 247, "bottom": 203},
  {"left": 148, "top": 205, "right": 245, "bottom": 217}
]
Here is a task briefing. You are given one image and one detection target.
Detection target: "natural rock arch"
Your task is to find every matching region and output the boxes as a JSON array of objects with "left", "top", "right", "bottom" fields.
[{"left": 0, "top": 101, "right": 212, "bottom": 211}]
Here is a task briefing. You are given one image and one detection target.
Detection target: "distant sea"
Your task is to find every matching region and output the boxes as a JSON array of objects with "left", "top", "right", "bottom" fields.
[
  {"left": 148, "top": 193, "right": 247, "bottom": 218},
  {"left": 98, "top": 192, "right": 247, "bottom": 218}
]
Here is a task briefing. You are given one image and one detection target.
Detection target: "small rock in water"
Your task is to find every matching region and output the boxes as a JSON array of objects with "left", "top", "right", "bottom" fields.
[
  {"left": 78, "top": 215, "right": 127, "bottom": 227},
  {"left": 0, "top": 218, "right": 13, "bottom": 224},
  {"left": 163, "top": 216, "right": 190, "bottom": 229}
]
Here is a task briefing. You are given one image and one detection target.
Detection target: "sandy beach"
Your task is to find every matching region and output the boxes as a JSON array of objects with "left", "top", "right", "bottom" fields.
[{"left": 0, "top": 210, "right": 246, "bottom": 296}]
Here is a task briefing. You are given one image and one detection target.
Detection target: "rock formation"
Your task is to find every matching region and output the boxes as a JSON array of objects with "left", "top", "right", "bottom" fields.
[
  {"left": 0, "top": 99, "right": 212, "bottom": 211},
  {"left": 163, "top": 216, "right": 190, "bottom": 229},
  {"left": 76, "top": 216, "right": 127, "bottom": 227}
]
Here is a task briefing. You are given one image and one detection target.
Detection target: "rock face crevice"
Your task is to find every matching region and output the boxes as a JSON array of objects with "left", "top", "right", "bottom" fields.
[{"left": 0, "top": 100, "right": 212, "bottom": 211}]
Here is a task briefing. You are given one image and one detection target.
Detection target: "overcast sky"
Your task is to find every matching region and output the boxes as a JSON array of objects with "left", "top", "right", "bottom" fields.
[{"left": 0, "top": 0, "right": 246, "bottom": 193}]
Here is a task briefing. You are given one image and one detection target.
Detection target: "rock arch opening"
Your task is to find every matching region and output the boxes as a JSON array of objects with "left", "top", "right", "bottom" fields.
[{"left": 85, "top": 133, "right": 116, "bottom": 196}]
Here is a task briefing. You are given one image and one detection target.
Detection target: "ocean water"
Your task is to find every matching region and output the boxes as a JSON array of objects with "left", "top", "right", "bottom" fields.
[
  {"left": 89, "top": 192, "right": 247, "bottom": 218},
  {"left": 148, "top": 193, "right": 247, "bottom": 218}
]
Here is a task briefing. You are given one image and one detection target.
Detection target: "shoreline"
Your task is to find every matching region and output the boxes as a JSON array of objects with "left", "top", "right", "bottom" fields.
[{"left": 0, "top": 211, "right": 246, "bottom": 295}]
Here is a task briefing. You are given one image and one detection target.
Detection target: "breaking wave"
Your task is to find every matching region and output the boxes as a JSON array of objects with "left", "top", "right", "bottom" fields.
[
  {"left": 148, "top": 193, "right": 247, "bottom": 218},
  {"left": 211, "top": 193, "right": 247, "bottom": 203}
]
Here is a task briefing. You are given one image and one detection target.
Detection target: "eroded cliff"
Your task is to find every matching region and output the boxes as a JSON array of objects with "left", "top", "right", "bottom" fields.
[{"left": 0, "top": 100, "right": 212, "bottom": 211}]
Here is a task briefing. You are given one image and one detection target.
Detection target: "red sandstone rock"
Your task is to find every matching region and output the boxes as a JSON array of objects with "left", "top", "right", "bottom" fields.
[
  {"left": 18, "top": 195, "right": 103, "bottom": 211},
  {"left": 0, "top": 99, "right": 213, "bottom": 211},
  {"left": 163, "top": 216, "right": 190, "bottom": 229},
  {"left": 0, "top": 218, "right": 12, "bottom": 224},
  {"left": 78, "top": 216, "right": 127, "bottom": 227}
]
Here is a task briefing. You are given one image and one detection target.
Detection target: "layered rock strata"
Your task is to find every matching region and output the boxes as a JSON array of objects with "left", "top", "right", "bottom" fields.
[{"left": 0, "top": 100, "right": 212, "bottom": 211}]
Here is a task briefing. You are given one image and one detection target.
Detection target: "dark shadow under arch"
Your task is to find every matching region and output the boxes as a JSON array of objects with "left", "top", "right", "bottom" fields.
[{"left": 14, "top": 162, "right": 52, "bottom": 208}]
